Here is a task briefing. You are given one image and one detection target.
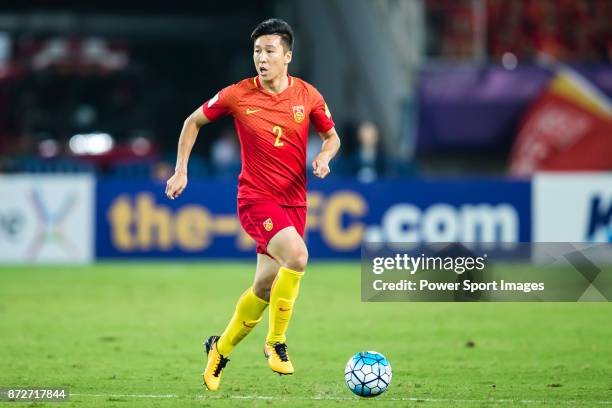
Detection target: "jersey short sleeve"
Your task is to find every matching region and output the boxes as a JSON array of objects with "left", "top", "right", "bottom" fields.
[
  {"left": 202, "top": 85, "right": 236, "bottom": 121},
  {"left": 309, "top": 87, "right": 335, "bottom": 133}
]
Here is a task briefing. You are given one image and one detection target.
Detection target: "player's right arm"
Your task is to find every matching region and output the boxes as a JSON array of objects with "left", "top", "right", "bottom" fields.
[
  {"left": 165, "top": 107, "right": 211, "bottom": 200},
  {"left": 166, "top": 85, "right": 235, "bottom": 199}
]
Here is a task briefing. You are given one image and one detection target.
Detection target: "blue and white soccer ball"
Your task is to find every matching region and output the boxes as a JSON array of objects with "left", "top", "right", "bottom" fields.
[{"left": 344, "top": 351, "right": 392, "bottom": 397}]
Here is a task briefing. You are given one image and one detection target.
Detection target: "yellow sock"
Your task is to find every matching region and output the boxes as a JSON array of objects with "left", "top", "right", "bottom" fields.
[
  {"left": 266, "top": 267, "right": 304, "bottom": 344},
  {"left": 216, "top": 287, "right": 268, "bottom": 356}
]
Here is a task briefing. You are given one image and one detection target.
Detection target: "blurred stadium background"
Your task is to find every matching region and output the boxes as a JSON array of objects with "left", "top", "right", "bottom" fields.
[
  {"left": 0, "top": 0, "right": 611, "bottom": 405},
  {"left": 0, "top": 0, "right": 610, "bottom": 262}
]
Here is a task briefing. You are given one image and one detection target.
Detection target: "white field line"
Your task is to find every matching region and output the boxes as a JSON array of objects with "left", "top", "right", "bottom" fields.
[
  {"left": 72, "top": 393, "right": 178, "bottom": 399},
  {"left": 70, "top": 393, "right": 612, "bottom": 404}
]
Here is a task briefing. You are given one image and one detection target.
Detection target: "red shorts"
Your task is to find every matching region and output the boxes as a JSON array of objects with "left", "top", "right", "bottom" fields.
[{"left": 237, "top": 200, "right": 306, "bottom": 257}]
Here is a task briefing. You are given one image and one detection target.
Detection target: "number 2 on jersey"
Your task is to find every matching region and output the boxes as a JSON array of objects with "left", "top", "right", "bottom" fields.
[{"left": 272, "top": 126, "right": 284, "bottom": 147}]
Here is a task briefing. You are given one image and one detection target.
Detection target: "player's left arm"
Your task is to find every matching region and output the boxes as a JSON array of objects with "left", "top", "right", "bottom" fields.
[
  {"left": 309, "top": 85, "right": 339, "bottom": 179},
  {"left": 312, "top": 127, "right": 341, "bottom": 179}
]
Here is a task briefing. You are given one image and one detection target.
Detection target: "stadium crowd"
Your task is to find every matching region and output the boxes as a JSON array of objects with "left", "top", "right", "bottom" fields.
[
  {"left": 427, "top": 0, "right": 612, "bottom": 61},
  {"left": 0, "top": 36, "right": 407, "bottom": 181},
  {"left": 1, "top": 0, "right": 610, "bottom": 179}
]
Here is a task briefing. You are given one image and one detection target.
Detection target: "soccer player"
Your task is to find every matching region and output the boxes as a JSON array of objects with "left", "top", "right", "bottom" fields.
[{"left": 165, "top": 18, "right": 340, "bottom": 391}]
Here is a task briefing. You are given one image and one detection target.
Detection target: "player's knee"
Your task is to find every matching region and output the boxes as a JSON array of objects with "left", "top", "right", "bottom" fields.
[{"left": 283, "top": 245, "right": 308, "bottom": 272}]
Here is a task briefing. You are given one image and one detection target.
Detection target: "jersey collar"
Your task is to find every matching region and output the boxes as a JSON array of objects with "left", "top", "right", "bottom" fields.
[{"left": 253, "top": 75, "right": 294, "bottom": 93}]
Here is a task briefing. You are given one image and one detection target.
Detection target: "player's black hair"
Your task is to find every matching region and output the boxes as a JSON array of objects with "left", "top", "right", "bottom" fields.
[{"left": 250, "top": 18, "right": 294, "bottom": 52}]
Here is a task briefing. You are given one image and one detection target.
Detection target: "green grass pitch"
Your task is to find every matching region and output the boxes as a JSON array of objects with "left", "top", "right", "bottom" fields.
[{"left": 1, "top": 262, "right": 610, "bottom": 407}]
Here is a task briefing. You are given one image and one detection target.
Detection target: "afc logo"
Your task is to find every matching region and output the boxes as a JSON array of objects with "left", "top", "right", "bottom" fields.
[{"left": 292, "top": 105, "right": 305, "bottom": 123}]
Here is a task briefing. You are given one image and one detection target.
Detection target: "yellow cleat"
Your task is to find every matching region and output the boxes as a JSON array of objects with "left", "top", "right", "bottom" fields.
[
  {"left": 264, "top": 342, "right": 294, "bottom": 375},
  {"left": 202, "top": 336, "right": 230, "bottom": 391}
]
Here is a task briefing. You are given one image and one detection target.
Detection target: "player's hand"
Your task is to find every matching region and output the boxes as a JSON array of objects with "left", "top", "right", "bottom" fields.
[
  {"left": 165, "top": 171, "right": 188, "bottom": 200},
  {"left": 312, "top": 153, "right": 331, "bottom": 179}
]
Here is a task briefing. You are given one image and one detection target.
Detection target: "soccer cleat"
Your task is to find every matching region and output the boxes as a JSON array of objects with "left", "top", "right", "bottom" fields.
[
  {"left": 202, "top": 336, "right": 230, "bottom": 391},
  {"left": 263, "top": 342, "right": 294, "bottom": 375}
]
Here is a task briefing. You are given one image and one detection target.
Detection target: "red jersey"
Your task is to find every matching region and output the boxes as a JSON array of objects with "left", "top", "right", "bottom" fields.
[{"left": 202, "top": 75, "right": 334, "bottom": 206}]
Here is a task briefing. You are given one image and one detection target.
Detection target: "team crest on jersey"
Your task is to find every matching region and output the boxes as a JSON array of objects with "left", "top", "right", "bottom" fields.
[
  {"left": 292, "top": 105, "right": 305, "bottom": 123},
  {"left": 263, "top": 217, "right": 274, "bottom": 232}
]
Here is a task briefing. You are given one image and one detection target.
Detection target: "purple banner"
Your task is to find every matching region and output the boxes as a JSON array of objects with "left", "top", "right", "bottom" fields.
[{"left": 416, "top": 64, "right": 612, "bottom": 152}]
